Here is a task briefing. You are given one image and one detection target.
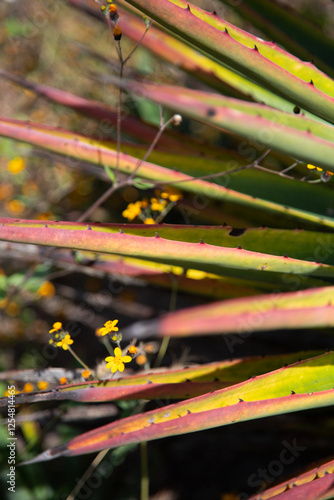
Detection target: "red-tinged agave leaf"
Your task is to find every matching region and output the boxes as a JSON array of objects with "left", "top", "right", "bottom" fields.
[
  {"left": 123, "top": 286, "right": 334, "bottom": 339},
  {"left": 217, "top": 0, "right": 334, "bottom": 78},
  {"left": 2, "top": 118, "right": 334, "bottom": 228},
  {"left": 6, "top": 351, "right": 319, "bottom": 406},
  {"left": 123, "top": 0, "right": 334, "bottom": 123},
  {"left": 20, "top": 352, "right": 334, "bottom": 463},
  {"left": 1, "top": 219, "right": 334, "bottom": 286},
  {"left": 251, "top": 474, "right": 334, "bottom": 500},
  {"left": 250, "top": 457, "right": 334, "bottom": 499},
  {"left": 113, "top": 80, "right": 334, "bottom": 172},
  {"left": 67, "top": 0, "right": 301, "bottom": 112},
  {"left": 0, "top": 70, "right": 195, "bottom": 153}
]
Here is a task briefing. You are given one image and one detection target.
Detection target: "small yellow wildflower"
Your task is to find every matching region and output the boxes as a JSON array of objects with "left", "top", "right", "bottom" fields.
[
  {"left": 49, "top": 322, "right": 62, "bottom": 333},
  {"left": 136, "top": 354, "right": 147, "bottom": 366},
  {"left": 7, "top": 156, "right": 26, "bottom": 174},
  {"left": 144, "top": 343, "right": 156, "bottom": 354},
  {"left": 37, "top": 381, "right": 49, "bottom": 391},
  {"left": 122, "top": 201, "right": 142, "bottom": 221},
  {"left": 150, "top": 198, "right": 167, "bottom": 212},
  {"left": 307, "top": 164, "right": 323, "bottom": 172},
  {"left": 306, "top": 164, "right": 333, "bottom": 177},
  {"left": 96, "top": 319, "right": 119, "bottom": 337},
  {"left": 128, "top": 345, "right": 137, "bottom": 354},
  {"left": 56, "top": 334, "right": 73, "bottom": 350},
  {"left": 105, "top": 347, "right": 132, "bottom": 373},
  {"left": 5, "top": 199, "right": 25, "bottom": 215},
  {"left": 23, "top": 383, "right": 34, "bottom": 393},
  {"left": 4, "top": 388, "right": 19, "bottom": 397},
  {"left": 159, "top": 187, "right": 183, "bottom": 202},
  {"left": 59, "top": 377, "right": 68, "bottom": 385},
  {"left": 82, "top": 369, "right": 91, "bottom": 379},
  {"left": 144, "top": 218, "right": 155, "bottom": 224},
  {"left": 37, "top": 281, "right": 55, "bottom": 297}
]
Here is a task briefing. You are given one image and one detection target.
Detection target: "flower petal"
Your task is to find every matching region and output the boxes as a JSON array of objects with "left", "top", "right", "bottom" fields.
[{"left": 114, "top": 347, "right": 122, "bottom": 357}]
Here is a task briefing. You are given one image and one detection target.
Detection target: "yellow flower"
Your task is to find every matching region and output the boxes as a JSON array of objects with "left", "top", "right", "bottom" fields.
[
  {"left": 59, "top": 377, "right": 68, "bottom": 385},
  {"left": 306, "top": 164, "right": 333, "bottom": 177},
  {"left": 23, "top": 383, "right": 34, "bottom": 393},
  {"left": 7, "top": 156, "right": 26, "bottom": 174},
  {"left": 82, "top": 369, "right": 91, "bottom": 379},
  {"left": 307, "top": 164, "right": 323, "bottom": 172},
  {"left": 159, "top": 187, "right": 183, "bottom": 202},
  {"left": 136, "top": 354, "right": 147, "bottom": 366},
  {"left": 37, "top": 381, "right": 49, "bottom": 391},
  {"left": 49, "top": 322, "right": 62, "bottom": 333},
  {"left": 128, "top": 345, "right": 137, "bottom": 354},
  {"left": 37, "top": 281, "right": 55, "bottom": 297},
  {"left": 5, "top": 199, "right": 25, "bottom": 215},
  {"left": 105, "top": 347, "right": 132, "bottom": 373},
  {"left": 56, "top": 334, "right": 73, "bottom": 350},
  {"left": 150, "top": 198, "right": 167, "bottom": 212},
  {"left": 144, "top": 218, "right": 155, "bottom": 224},
  {"left": 96, "top": 319, "right": 119, "bottom": 337},
  {"left": 122, "top": 201, "right": 142, "bottom": 221}
]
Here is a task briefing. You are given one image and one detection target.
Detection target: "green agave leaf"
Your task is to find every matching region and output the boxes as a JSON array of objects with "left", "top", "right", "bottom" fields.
[
  {"left": 123, "top": 286, "right": 334, "bottom": 339},
  {"left": 103, "top": 223, "right": 334, "bottom": 265},
  {"left": 218, "top": 0, "right": 334, "bottom": 77},
  {"left": 250, "top": 457, "right": 334, "bottom": 500},
  {"left": 1, "top": 117, "right": 334, "bottom": 229},
  {"left": 122, "top": 144, "right": 334, "bottom": 221},
  {"left": 123, "top": 0, "right": 334, "bottom": 123},
  {"left": 6, "top": 351, "right": 320, "bottom": 405},
  {"left": 115, "top": 80, "right": 334, "bottom": 172},
  {"left": 218, "top": 0, "right": 334, "bottom": 81},
  {"left": 70, "top": 0, "right": 318, "bottom": 114},
  {"left": 1, "top": 219, "right": 334, "bottom": 286},
  {"left": 20, "top": 352, "right": 334, "bottom": 463}
]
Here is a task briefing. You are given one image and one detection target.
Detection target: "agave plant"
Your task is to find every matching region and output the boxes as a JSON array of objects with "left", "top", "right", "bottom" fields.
[{"left": 1, "top": 0, "right": 334, "bottom": 498}]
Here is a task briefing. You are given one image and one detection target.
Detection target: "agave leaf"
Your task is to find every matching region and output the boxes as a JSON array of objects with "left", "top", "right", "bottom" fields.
[
  {"left": 250, "top": 457, "right": 334, "bottom": 499},
  {"left": 0, "top": 69, "right": 189, "bottom": 151},
  {"left": 123, "top": 285, "right": 334, "bottom": 338},
  {"left": 54, "top": 223, "right": 334, "bottom": 266},
  {"left": 20, "top": 353, "right": 334, "bottom": 463},
  {"left": 1, "top": 117, "right": 334, "bottom": 228},
  {"left": 1, "top": 219, "right": 334, "bottom": 285},
  {"left": 5, "top": 351, "right": 320, "bottom": 406},
  {"left": 218, "top": 0, "right": 334, "bottom": 77},
  {"left": 68, "top": 0, "right": 318, "bottom": 114},
  {"left": 252, "top": 474, "right": 334, "bottom": 500},
  {"left": 123, "top": 0, "right": 334, "bottom": 123},
  {"left": 114, "top": 80, "right": 334, "bottom": 172}
]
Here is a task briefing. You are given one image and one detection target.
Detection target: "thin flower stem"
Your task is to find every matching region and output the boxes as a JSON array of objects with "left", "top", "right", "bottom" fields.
[
  {"left": 154, "top": 274, "right": 179, "bottom": 368},
  {"left": 76, "top": 182, "right": 119, "bottom": 222},
  {"left": 128, "top": 107, "right": 175, "bottom": 181},
  {"left": 140, "top": 441, "right": 149, "bottom": 500},
  {"left": 66, "top": 449, "right": 109, "bottom": 500},
  {"left": 67, "top": 346, "right": 91, "bottom": 372},
  {"left": 102, "top": 336, "right": 114, "bottom": 356}
]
